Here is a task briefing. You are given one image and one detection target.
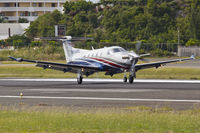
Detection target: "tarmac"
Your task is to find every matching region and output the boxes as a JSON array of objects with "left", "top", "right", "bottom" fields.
[{"left": 0, "top": 78, "right": 200, "bottom": 110}]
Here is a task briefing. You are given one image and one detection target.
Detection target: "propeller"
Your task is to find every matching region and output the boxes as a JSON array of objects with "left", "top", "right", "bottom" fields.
[
  {"left": 126, "top": 41, "right": 144, "bottom": 81},
  {"left": 127, "top": 41, "right": 150, "bottom": 62}
]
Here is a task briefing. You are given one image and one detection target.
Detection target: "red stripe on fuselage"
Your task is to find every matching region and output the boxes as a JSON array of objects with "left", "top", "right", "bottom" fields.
[{"left": 89, "top": 57, "right": 128, "bottom": 69}]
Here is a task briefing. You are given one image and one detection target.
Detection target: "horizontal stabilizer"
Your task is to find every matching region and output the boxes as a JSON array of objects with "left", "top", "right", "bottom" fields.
[{"left": 35, "top": 36, "right": 93, "bottom": 41}]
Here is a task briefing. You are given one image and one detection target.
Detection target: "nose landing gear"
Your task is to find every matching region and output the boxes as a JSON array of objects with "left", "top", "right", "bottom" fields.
[
  {"left": 127, "top": 59, "right": 136, "bottom": 84},
  {"left": 77, "top": 70, "right": 83, "bottom": 84},
  {"left": 123, "top": 76, "right": 127, "bottom": 83},
  {"left": 123, "top": 71, "right": 127, "bottom": 83}
]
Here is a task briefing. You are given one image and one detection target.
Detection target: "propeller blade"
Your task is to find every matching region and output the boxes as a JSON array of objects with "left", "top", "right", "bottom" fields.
[
  {"left": 139, "top": 58, "right": 150, "bottom": 62},
  {"left": 136, "top": 41, "right": 141, "bottom": 54},
  {"left": 139, "top": 53, "right": 151, "bottom": 58}
]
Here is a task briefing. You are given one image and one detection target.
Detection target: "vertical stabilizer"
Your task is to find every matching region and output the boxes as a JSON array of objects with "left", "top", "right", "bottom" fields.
[
  {"left": 62, "top": 36, "right": 73, "bottom": 63},
  {"left": 62, "top": 36, "right": 91, "bottom": 63}
]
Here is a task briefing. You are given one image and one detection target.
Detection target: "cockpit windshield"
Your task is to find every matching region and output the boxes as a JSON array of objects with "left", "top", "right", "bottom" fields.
[{"left": 112, "top": 48, "right": 126, "bottom": 53}]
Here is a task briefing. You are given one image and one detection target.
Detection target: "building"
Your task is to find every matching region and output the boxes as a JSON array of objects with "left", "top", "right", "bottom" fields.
[
  {"left": 0, "top": 23, "right": 30, "bottom": 40},
  {"left": 0, "top": 0, "right": 67, "bottom": 23}
]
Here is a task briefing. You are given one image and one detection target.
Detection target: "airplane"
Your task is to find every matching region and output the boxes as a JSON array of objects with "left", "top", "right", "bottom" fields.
[{"left": 9, "top": 36, "right": 195, "bottom": 84}]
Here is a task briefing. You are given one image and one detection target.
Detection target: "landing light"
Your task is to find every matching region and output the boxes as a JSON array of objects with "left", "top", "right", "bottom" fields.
[{"left": 122, "top": 56, "right": 129, "bottom": 59}]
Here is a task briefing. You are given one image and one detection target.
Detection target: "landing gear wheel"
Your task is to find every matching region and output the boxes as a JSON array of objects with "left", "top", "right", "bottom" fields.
[
  {"left": 123, "top": 77, "right": 127, "bottom": 83},
  {"left": 77, "top": 76, "right": 83, "bottom": 84},
  {"left": 129, "top": 76, "right": 134, "bottom": 84}
]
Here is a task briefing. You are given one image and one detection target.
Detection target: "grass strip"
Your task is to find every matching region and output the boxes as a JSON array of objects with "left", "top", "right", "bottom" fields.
[
  {"left": 0, "top": 106, "right": 200, "bottom": 133},
  {"left": 0, "top": 65, "right": 200, "bottom": 79}
]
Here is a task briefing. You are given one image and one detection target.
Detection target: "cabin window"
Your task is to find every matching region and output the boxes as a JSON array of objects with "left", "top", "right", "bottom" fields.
[
  {"left": 112, "top": 48, "right": 121, "bottom": 53},
  {"left": 92, "top": 53, "right": 96, "bottom": 57},
  {"left": 111, "top": 48, "right": 126, "bottom": 53},
  {"left": 97, "top": 52, "right": 102, "bottom": 57}
]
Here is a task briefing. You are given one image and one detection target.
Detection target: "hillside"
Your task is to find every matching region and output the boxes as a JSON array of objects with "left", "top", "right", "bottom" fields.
[{"left": 25, "top": 0, "right": 200, "bottom": 46}]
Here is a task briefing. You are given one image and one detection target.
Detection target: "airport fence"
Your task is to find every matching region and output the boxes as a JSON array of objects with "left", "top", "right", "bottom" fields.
[{"left": 178, "top": 46, "right": 200, "bottom": 57}]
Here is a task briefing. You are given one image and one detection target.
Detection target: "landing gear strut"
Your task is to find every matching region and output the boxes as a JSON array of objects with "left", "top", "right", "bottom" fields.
[
  {"left": 123, "top": 71, "right": 127, "bottom": 83},
  {"left": 129, "top": 60, "right": 136, "bottom": 84},
  {"left": 77, "top": 70, "right": 83, "bottom": 84},
  {"left": 123, "top": 76, "right": 127, "bottom": 83}
]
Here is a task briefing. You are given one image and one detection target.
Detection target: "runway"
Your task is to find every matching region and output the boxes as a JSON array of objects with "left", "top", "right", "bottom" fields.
[{"left": 0, "top": 78, "right": 200, "bottom": 110}]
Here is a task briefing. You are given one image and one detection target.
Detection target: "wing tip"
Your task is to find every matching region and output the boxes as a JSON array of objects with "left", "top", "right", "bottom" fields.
[
  {"left": 8, "top": 56, "right": 23, "bottom": 62},
  {"left": 8, "top": 56, "right": 16, "bottom": 61},
  {"left": 190, "top": 55, "right": 195, "bottom": 60}
]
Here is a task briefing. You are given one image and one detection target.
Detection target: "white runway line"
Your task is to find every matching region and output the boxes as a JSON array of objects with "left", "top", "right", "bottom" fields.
[
  {"left": 0, "top": 95, "right": 200, "bottom": 103},
  {"left": 28, "top": 89, "right": 160, "bottom": 93},
  {"left": 1, "top": 78, "right": 200, "bottom": 83}
]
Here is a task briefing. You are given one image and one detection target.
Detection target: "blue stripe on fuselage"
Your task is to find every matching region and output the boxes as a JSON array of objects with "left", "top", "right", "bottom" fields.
[
  {"left": 80, "top": 58, "right": 121, "bottom": 71},
  {"left": 67, "top": 60, "right": 104, "bottom": 70},
  {"left": 67, "top": 58, "right": 122, "bottom": 71}
]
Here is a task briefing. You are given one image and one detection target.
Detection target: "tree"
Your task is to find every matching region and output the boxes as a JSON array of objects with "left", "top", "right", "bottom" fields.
[
  {"left": 6, "top": 35, "right": 30, "bottom": 47},
  {"left": 26, "top": 10, "right": 63, "bottom": 38},
  {"left": 189, "top": 0, "right": 200, "bottom": 40},
  {"left": 25, "top": 0, "right": 197, "bottom": 48},
  {"left": 18, "top": 18, "right": 29, "bottom": 23},
  {"left": 0, "top": 17, "right": 8, "bottom": 23},
  {"left": 63, "top": 0, "right": 94, "bottom": 15},
  {"left": 186, "top": 39, "right": 200, "bottom": 46}
]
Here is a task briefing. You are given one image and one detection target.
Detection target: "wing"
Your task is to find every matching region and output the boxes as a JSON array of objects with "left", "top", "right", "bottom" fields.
[
  {"left": 8, "top": 56, "right": 101, "bottom": 73},
  {"left": 135, "top": 55, "right": 195, "bottom": 71}
]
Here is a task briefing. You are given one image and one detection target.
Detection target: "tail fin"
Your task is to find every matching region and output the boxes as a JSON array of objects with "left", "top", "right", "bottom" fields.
[
  {"left": 62, "top": 40, "right": 73, "bottom": 63},
  {"left": 35, "top": 36, "right": 88, "bottom": 63}
]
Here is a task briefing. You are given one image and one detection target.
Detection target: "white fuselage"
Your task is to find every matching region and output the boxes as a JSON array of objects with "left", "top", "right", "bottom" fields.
[
  {"left": 68, "top": 46, "right": 141, "bottom": 70},
  {"left": 71, "top": 46, "right": 137, "bottom": 68}
]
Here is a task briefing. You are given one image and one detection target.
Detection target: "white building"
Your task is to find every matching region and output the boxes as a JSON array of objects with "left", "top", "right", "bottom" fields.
[
  {"left": 0, "top": 0, "right": 67, "bottom": 23},
  {"left": 0, "top": 23, "right": 30, "bottom": 40}
]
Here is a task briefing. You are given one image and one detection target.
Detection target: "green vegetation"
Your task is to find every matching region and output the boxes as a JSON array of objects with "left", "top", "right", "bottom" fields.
[
  {"left": 0, "top": 106, "right": 200, "bottom": 133},
  {"left": 0, "top": 17, "right": 8, "bottom": 23},
  {"left": 18, "top": 18, "right": 29, "bottom": 23},
  {"left": 0, "top": 45, "right": 65, "bottom": 61},
  {"left": 5, "top": 35, "right": 31, "bottom": 48},
  {"left": 1, "top": 0, "right": 200, "bottom": 59},
  {"left": 25, "top": 0, "right": 200, "bottom": 46},
  {"left": 0, "top": 65, "right": 199, "bottom": 80}
]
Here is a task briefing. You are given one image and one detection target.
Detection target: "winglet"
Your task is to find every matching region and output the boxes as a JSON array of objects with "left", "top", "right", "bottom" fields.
[
  {"left": 8, "top": 56, "right": 23, "bottom": 62},
  {"left": 190, "top": 55, "right": 195, "bottom": 60},
  {"left": 8, "top": 56, "right": 17, "bottom": 61}
]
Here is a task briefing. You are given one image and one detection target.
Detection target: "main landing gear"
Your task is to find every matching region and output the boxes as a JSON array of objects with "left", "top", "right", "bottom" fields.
[
  {"left": 123, "top": 71, "right": 134, "bottom": 84},
  {"left": 77, "top": 70, "right": 83, "bottom": 84},
  {"left": 129, "top": 75, "right": 134, "bottom": 84}
]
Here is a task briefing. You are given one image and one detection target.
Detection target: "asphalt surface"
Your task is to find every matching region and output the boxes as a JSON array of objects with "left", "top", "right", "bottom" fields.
[{"left": 0, "top": 79, "right": 200, "bottom": 110}]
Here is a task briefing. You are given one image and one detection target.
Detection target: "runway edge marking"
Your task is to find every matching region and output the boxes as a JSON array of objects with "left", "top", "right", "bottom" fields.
[
  {"left": 1, "top": 78, "right": 200, "bottom": 83},
  {"left": 1, "top": 95, "right": 200, "bottom": 103}
]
